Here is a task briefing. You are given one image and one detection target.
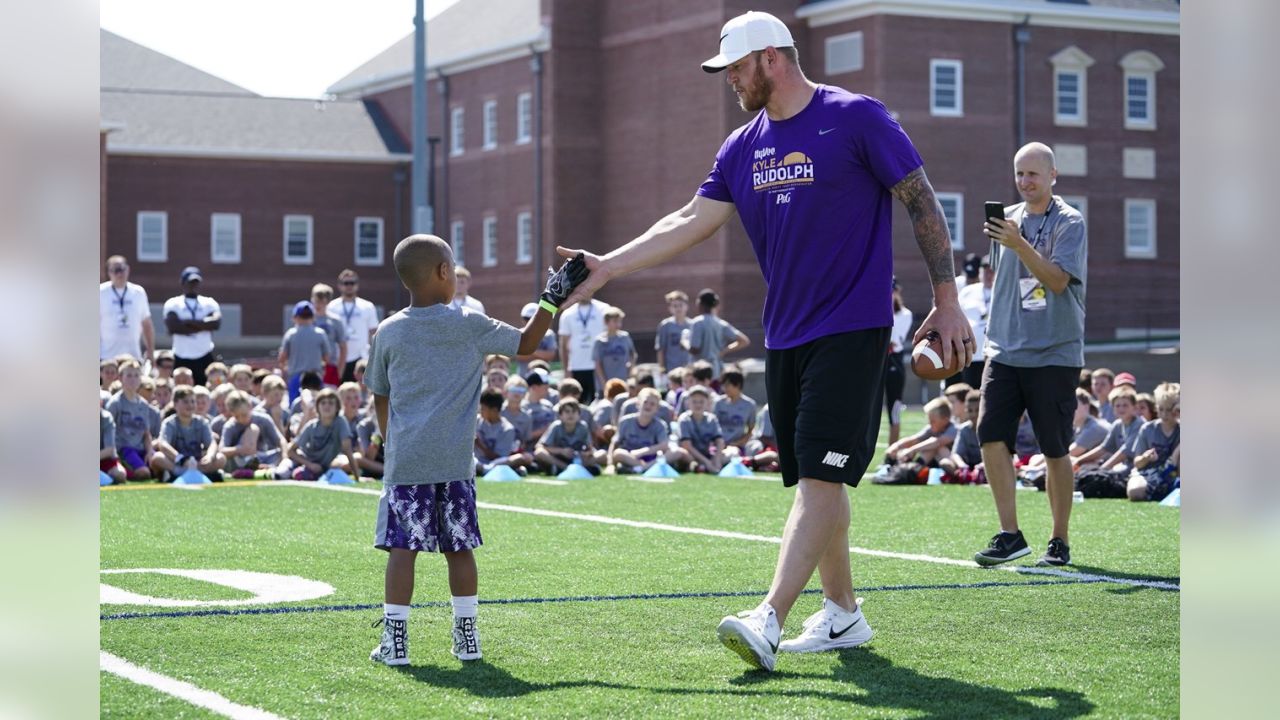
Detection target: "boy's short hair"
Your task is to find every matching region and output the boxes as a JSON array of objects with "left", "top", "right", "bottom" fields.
[
  {"left": 228, "top": 363, "right": 253, "bottom": 381},
  {"left": 338, "top": 382, "right": 362, "bottom": 396},
  {"left": 311, "top": 283, "right": 333, "bottom": 299},
  {"left": 455, "top": 266, "right": 472, "bottom": 279},
  {"left": 485, "top": 354, "right": 510, "bottom": 369},
  {"left": 118, "top": 359, "right": 141, "bottom": 373},
  {"left": 314, "top": 387, "right": 340, "bottom": 407},
  {"left": 1109, "top": 386, "right": 1137, "bottom": 405},
  {"left": 944, "top": 383, "right": 972, "bottom": 400},
  {"left": 154, "top": 349, "right": 175, "bottom": 364},
  {"left": 604, "top": 378, "right": 628, "bottom": 400},
  {"left": 206, "top": 362, "right": 228, "bottom": 377},
  {"left": 667, "top": 367, "right": 686, "bottom": 383},
  {"left": 697, "top": 288, "right": 720, "bottom": 310},
  {"left": 1076, "top": 387, "right": 1099, "bottom": 413},
  {"left": 556, "top": 398, "right": 581, "bottom": 415},
  {"left": 558, "top": 378, "right": 583, "bottom": 398},
  {"left": 479, "top": 388, "right": 505, "bottom": 410},
  {"left": 664, "top": 290, "right": 688, "bottom": 304},
  {"left": 687, "top": 385, "right": 712, "bottom": 400},
  {"left": 603, "top": 306, "right": 625, "bottom": 322},
  {"left": 252, "top": 368, "right": 270, "bottom": 384},
  {"left": 1135, "top": 392, "right": 1155, "bottom": 408},
  {"left": 299, "top": 371, "right": 324, "bottom": 391},
  {"left": 505, "top": 376, "right": 528, "bottom": 392},
  {"left": 172, "top": 387, "right": 195, "bottom": 403},
  {"left": 528, "top": 359, "right": 551, "bottom": 372},
  {"left": 1091, "top": 368, "right": 1116, "bottom": 382},
  {"left": 226, "top": 391, "right": 253, "bottom": 412},
  {"left": 638, "top": 387, "right": 662, "bottom": 403},
  {"left": 139, "top": 377, "right": 155, "bottom": 391},
  {"left": 635, "top": 373, "right": 655, "bottom": 388},
  {"left": 100, "top": 359, "right": 118, "bottom": 371},
  {"left": 262, "top": 375, "right": 287, "bottom": 393},
  {"left": 924, "top": 397, "right": 951, "bottom": 418},
  {"left": 1153, "top": 382, "right": 1180, "bottom": 411},
  {"left": 1078, "top": 369, "right": 1094, "bottom": 391},
  {"left": 721, "top": 369, "right": 744, "bottom": 388},
  {"left": 691, "top": 361, "right": 714, "bottom": 382},
  {"left": 965, "top": 389, "right": 982, "bottom": 403},
  {"left": 154, "top": 377, "right": 171, "bottom": 389},
  {"left": 173, "top": 366, "right": 193, "bottom": 377},
  {"left": 192, "top": 385, "right": 212, "bottom": 398}
]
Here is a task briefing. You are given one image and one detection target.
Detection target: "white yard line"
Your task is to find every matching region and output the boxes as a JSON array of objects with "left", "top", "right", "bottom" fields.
[
  {"left": 277, "top": 482, "right": 1178, "bottom": 591},
  {"left": 101, "top": 651, "right": 284, "bottom": 720},
  {"left": 626, "top": 475, "right": 675, "bottom": 484},
  {"left": 524, "top": 478, "right": 569, "bottom": 486}
]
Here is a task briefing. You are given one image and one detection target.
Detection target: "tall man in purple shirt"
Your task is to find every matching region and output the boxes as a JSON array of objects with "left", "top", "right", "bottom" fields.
[{"left": 555, "top": 11, "right": 970, "bottom": 672}]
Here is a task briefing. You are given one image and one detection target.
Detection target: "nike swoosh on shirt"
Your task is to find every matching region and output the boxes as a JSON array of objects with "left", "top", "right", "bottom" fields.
[
  {"left": 829, "top": 617, "right": 863, "bottom": 639},
  {"left": 819, "top": 128, "right": 837, "bottom": 135}
]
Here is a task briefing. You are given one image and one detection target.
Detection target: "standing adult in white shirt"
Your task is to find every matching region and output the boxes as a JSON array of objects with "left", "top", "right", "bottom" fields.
[
  {"left": 885, "top": 277, "right": 913, "bottom": 445},
  {"left": 330, "top": 269, "right": 381, "bottom": 382},
  {"left": 558, "top": 293, "right": 609, "bottom": 400},
  {"left": 448, "top": 266, "right": 486, "bottom": 314},
  {"left": 956, "top": 255, "right": 993, "bottom": 387},
  {"left": 99, "top": 255, "right": 154, "bottom": 362},
  {"left": 162, "top": 266, "right": 221, "bottom": 386}
]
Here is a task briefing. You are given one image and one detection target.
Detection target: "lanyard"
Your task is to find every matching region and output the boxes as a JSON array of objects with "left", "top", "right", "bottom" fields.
[
  {"left": 111, "top": 285, "right": 128, "bottom": 313},
  {"left": 576, "top": 303, "right": 593, "bottom": 331},
  {"left": 184, "top": 297, "right": 201, "bottom": 321},
  {"left": 1019, "top": 199, "right": 1056, "bottom": 250},
  {"left": 342, "top": 300, "right": 356, "bottom": 327}
]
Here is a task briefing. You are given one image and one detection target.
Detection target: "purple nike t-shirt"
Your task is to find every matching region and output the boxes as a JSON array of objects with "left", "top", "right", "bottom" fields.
[{"left": 697, "top": 85, "right": 923, "bottom": 349}]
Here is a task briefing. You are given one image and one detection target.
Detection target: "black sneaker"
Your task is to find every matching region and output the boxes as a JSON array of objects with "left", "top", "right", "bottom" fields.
[
  {"left": 1037, "top": 537, "right": 1071, "bottom": 566},
  {"left": 974, "top": 530, "right": 1031, "bottom": 566}
]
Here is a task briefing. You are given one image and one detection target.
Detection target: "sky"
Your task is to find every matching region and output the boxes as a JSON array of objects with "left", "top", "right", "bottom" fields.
[{"left": 100, "top": 0, "right": 461, "bottom": 98}]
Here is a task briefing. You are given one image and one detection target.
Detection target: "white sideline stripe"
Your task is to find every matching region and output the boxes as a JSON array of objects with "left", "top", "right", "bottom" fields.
[
  {"left": 101, "top": 651, "right": 284, "bottom": 720},
  {"left": 278, "top": 482, "right": 1179, "bottom": 590},
  {"left": 627, "top": 475, "right": 675, "bottom": 484},
  {"left": 524, "top": 478, "right": 568, "bottom": 486}
]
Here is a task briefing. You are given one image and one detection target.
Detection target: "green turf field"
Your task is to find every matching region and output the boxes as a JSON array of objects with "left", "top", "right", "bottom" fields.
[{"left": 100, "top": 411, "right": 1179, "bottom": 718}]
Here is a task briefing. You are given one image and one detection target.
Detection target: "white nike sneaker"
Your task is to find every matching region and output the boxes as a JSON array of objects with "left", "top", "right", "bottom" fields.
[
  {"left": 778, "top": 597, "right": 874, "bottom": 653},
  {"left": 451, "top": 616, "right": 482, "bottom": 661},
  {"left": 369, "top": 617, "right": 409, "bottom": 666},
  {"left": 716, "top": 603, "right": 781, "bottom": 671}
]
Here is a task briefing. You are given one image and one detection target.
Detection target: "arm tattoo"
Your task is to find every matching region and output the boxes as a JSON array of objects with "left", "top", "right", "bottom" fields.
[{"left": 890, "top": 167, "right": 955, "bottom": 287}]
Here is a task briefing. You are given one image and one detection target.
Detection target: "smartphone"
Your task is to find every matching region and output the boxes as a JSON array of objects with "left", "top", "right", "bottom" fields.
[{"left": 984, "top": 201, "right": 1005, "bottom": 225}]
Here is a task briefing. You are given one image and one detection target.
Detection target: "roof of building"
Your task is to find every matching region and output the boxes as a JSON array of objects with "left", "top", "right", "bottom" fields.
[
  {"left": 100, "top": 29, "right": 407, "bottom": 162},
  {"left": 326, "top": 0, "right": 545, "bottom": 98},
  {"left": 797, "top": 0, "right": 1180, "bottom": 34}
]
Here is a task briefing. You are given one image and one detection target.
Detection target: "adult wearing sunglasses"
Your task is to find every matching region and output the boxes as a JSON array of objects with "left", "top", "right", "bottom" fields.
[
  {"left": 329, "top": 269, "right": 380, "bottom": 383},
  {"left": 99, "top": 255, "right": 155, "bottom": 363}
]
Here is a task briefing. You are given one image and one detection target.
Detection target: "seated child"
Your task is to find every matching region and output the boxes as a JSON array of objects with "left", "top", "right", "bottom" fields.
[
  {"left": 521, "top": 370, "right": 557, "bottom": 443},
  {"left": 485, "top": 368, "right": 509, "bottom": 394},
  {"left": 338, "top": 381, "right": 366, "bottom": 448},
  {"left": 885, "top": 397, "right": 957, "bottom": 468},
  {"left": 501, "top": 377, "right": 533, "bottom": 449},
  {"left": 1025, "top": 388, "right": 1110, "bottom": 472},
  {"left": 251, "top": 368, "right": 270, "bottom": 398},
  {"left": 100, "top": 359, "right": 119, "bottom": 394},
  {"left": 1096, "top": 387, "right": 1143, "bottom": 471},
  {"left": 678, "top": 386, "right": 727, "bottom": 473},
  {"left": 943, "top": 382, "right": 973, "bottom": 423},
  {"left": 609, "top": 388, "right": 688, "bottom": 474},
  {"left": 172, "top": 366, "right": 194, "bottom": 387},
  {"left": 556, "top": 378, "right": 599, "bottom": 441},
  {"left": 204, "top": 361, "right": 229, "bottom": 389},
  {"left": 940, "top": 390, "right": 984, "bottom": 481},
  {"left": 356, "top": 415, "right": 384, "bottom": 479},
  {"left": 288, "top": 372, "right": 326, "bottom": 437},
  {"left": 193, "top": 384, "right": 213, "bottom": 418},
  {"left": 137, "top": 376, "right": 162, "bottom": 439},
  {"left": 1134, "top": 392, "right": 1157, "bottom": 423},
  {"left": 256, "top": 374, "right": 291, "bottom": 438},
  {"left": 534, "top": 398, "right": 604, "bottom": 475},
  {"left": 208, "top": 384, "right": 235, "bottom": 438},
  {"left": 220, "top": 390, "right": 286, "bottom": 478},
  {"left": 592, "top": 378, "right": 628, "bottom": 447},
  {"left": 151, "top": 386, "right": 225, "bottom": 481},
  {"left": 474, "top": 388, "right": 532, "bottom": 476},
  {"left": 106, "top": 360, "right": 155, "bottom": 480},
  {"left": 713, "top": 369, "right": 757, "bottom": 454},
  {"left": 1126, "top": 382, "right": 1180, "bottom": 502},
  {"left": 286, "top": 387, "right": 357, "bottom": 481},
  {"left": 742, "top": 403, "right": 779, "bottom": 472},
  {"left": 620, "top": 374, "right": 677, "bottom": 424},
  {"left": 152, "top": 377, "right": 173, "bottom": 414},
  {"left": 99, "top": 397, "right": 127, "bottom": 484},
  {"left": 228, "top": 363, "right": 255, "bottom": 395}
]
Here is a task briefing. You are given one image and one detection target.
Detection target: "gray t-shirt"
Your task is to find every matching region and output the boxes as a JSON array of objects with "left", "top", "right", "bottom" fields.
[
  {"left": 714, "top": 393, "right": 758, "bottom": 445},
  {"left": 357, "top": 416, "right": 383, "bottom": 460},
  {"left": 160, "top": 415, "right": 213, "bottom": 457},
  {"left": 294, "top": 416, "right": 352, "bottom": 467},
  {"left": 541, "top": 420, "right": 591, "bottom": 451},
  {"left": 621, "top": 397, "right": 676, "bottom": 425},
  {"left": 1102, "top": 416, "right": 1142, "bottom": 458},
  {"left": 145, "top": 404, "right": 161, "bottom": 437},
  {"left": 100, "top": 409, "right": 115, "bottom": 451},
  {"left": 655, "top": 317, "right": 691, "bottom": 370},
  {"left": 906, "top": 421, "right": 958, "bottom": 448},
  {"left": 1072, "top": 415, "right": 1110, "bottom": 453},
  {"left": 313, "top": 315, "right": 347, "bottom": 363},
  {"left": 686, "top": 314, "right": 740, "bottom": 377},
  {"left": 591, "top": 398, "right": 616, "bottom": 429},
  {"left": 364, "top": 304, "right": 520, "bottom": 485},
  {"left": 522, "top": 398, "right": 556, "bottom": 440},
  {"left": 616, "top": 413, "right": 669, "bottom": 451},
  {"left": 986, "top": 197, "right": 1087, "bottom": 368},
  {"left": 211, "top": 414, "right": 229, "bottom": 439},
  {"left": 281, "top": 324, "right": 330, "bottom": 376},
  {"left": 953, "top": 421, "right": 982, "bottom": 466},
  {"left": 1131, "top": 420, "right": 1180, "bottom": 466},
  {"left": 106, "top": 392, "right": 153, "bottom": 451},
  {"left": 754, "top": 405, "right": 774, "bottom": 441},
  {"left": 501, "top": 407, "right": 533, "bottom": 447},
  {"left": 221, "top": 411, "right": 283, "bottom": 453},
  {"left": 678, "top": 411, "right": 723, "bottom": 456},
  {"left": 1098, "top": 400, "right": 1116, "bottom": 424},
  {"left": 476, "top": 417, "right": 518, "bottom": 459},
  {"left": 593, "top": 331, "right": 636, "bottom": 382}
]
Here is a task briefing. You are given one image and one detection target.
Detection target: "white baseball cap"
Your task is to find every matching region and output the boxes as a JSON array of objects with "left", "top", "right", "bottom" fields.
[{"left": 701, "top": 11, "right": 794, "bottom": 73}]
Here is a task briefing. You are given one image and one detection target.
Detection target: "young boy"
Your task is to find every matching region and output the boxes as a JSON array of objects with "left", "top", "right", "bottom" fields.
[
  {"left": 678, "top": 386, "right": 727, "bottom": 473},
  {"left": 1135, "top": 393, "right": 1157, "bottom": 423},
  {"left": 100, "top": 359, "right": 119, "bottom": 392},
  {"left": 1095, "top": 387, "right": 1143, "bottom": 470},
  {"left": 1126, "top": 382, "right": 1180, "bottom": 502},
  {"left": 714, "top": 369, "right": 758, "bottom": 455},
  {"left": 99, "top": 396, "right": 127, "bottom": 484},
  {"left": 204, "top": 362, "right": 229, "bottom": 389},
  {"left": 534, "top": 399, "right": 604, "bottom": 475},
  {"left": 364, "top": 234, "right": 583, "bottom": 666},
  {"left": 227, "top": 364, "right": 255, "bottom": 395},
  {"left": 193, "top": 384, "right": 213, "bottom": 418},
  {"left": 475, "top": 388, "right": 532, "bottom": 476},
  {"left": 151, "top": 386, "right": 224, "bottom": 481},
  {"left": 106, "top": 360, "right": 155, "bottom": 480},
  {"left": 885, "top": 397, "right": 957, "bottom": 467},
  {"left": 280, "top": 301, "right": 331, "bottom": 403},
  {"left": 311, "top": 283, "right": 348, "bottom": 387},
  {"left": 521, "top": 370, "right": 557, "bottom": 444},
  {"left": 501, "top": 377, "right": 534, "bottom": 449},
  {"left": 555, "top": 378, "right": 599, "bottom": 441},
  {"left": 743, "top": 403, "right": 780, "bottom": 472},
  {"left": 943, "top": 383, "right": 973, "bottom": 424},
  {"left": 152, "top": 350, "right": 176, "bottom": 381},
  {"left": 593, "top": 306, "right": 637, "bottom": 389},
  {"left": 1091, "top": 368, "right": 1117, "bottom": 422},
  {"left": 287, "top": 388, "right": 358, "bottom": 481},
  {"left": 619, "top": 374, "right": 677, "bottom": 425},
  {"left": 610, "top": 388, "right": 687, "bottom": 474},
  {"left": 338, "top": 382, "right": 366, "bottom": 448},
  {"left": 683, "top": 288, "right": 750, "bottom": 378},
  {"left": 172, "top": 366, "right": 194, "bottom": 387},
  {"left": 655, "top": 290, "right": 692, "bottom": 372},
  {"left": 152, "top": 377, "right": 173, "bottom": 414},
  {"left": 257, "top": 374, "right": 291, "bottom": 438},
  {"left": 356, "top": 415, "right": 385, "bottom": 479},
  {"left": 940, "top": 390, "right": 984, "bottom": 480},
  {"left": 220, "top": 390, "right": 286, "bottom": 478}
]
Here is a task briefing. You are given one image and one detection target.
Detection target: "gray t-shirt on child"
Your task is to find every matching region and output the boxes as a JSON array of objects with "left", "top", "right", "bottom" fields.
[
  {"left": 678, "top": 411, "right": 723, "bottom": 455},
  {"left": 592, "top": 331, "right": 635, "bottom": 382},
  {"left": 616, "top": 413, "right": 669, "bottom": 450},
  {"left": 313, "top": 315, "right": 347, "bottom": 363},
  {"left": 281, "top": 324, "right": 329, "bottom": 376},
  {"left": 522, "top": 398, "right": 556, "bottom": 440},
  {"left": 655, "top": 317, "right": 691, "bottom": 370},
  {"left": 755, "top": 405, "right": 774, "bottom": 441},
  {"left": 221, "top": 412, "right": 283, "bottom": 453},
  {"left": 501, "top": 407, "right": 533, "bottom": 447},
  {"left": 686, "top": 314, "right": 740, "bottom": 377},
  {"left": 986, "top": 197, "right": 1087, "bottom": 368},
  {"left": 620, "top": 397, "right": 676, "bottom": 425},
  {"left": 294, "top": 416, "right": 352, "bottom": 468},
  {"left": 1102, "top": 416, "right": 1142, "bottom": 458},
  {"left": 161, "top": 415, "right": 213, "bottom": 457},
  {"left": 364, "top": 305, "right": 520, "bottom": 485},
  {"left": 100, "top": 410, "right": 115, "bottom": 450},
  {"left": 714, "top": 394, "right": 758, "bottom": 445},
  {"left": 953, "top": 421, "right": 982, "bottom": 466},
  {"left": 106, "top": 392, "right": 153, "bottom": 450},
  {"left": 541, "top": 420, "right": 591, "bottom": 451},
  {"left": 1072, "top": 415, "right": 1110, "bottom": 452},
  {"left": 476, "top": 417, "right": 518, "bottom": 459},
  {"left": 1131, "top": 420, "right": 1180, "bottom": 466}
]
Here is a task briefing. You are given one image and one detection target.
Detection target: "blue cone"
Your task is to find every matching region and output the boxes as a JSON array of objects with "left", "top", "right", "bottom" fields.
[
  {"left": 320, "top": 468, "right": 355, "bottom": 485},
  {"left": 1159, "top": 487, "right": 1180, "bottom": 507},
  {"left": 99, "top": 471, "right": 114, "bottom": 487},
  {"left": 482, "top": 464, "right": 522, "bottom": 482},
  {"left": 719, "top": 458, "right": 754, "bottom": 477},
  {"left": 175, "top": 468, "right": 211, "bottom": 485},
  {"left": 558, "top": 462, "right": 596, "bottom": 480},
  {"left": 643, "top": 458, "right": 680, "bottom": 478}
]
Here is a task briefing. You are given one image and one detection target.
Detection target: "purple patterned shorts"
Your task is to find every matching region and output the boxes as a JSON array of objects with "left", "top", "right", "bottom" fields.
[{"left": 374, "top": 480, "right": 482, "bottom": 553}]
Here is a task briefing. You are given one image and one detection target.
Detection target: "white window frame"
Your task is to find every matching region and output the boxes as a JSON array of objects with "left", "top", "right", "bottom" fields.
[
  {"left": 1124, "top": 199, "right": 1157, "bottom": 259},
  {"left": 516, "top": 92, "right": 532, "bottom": 144},
  {"left": 354, "top": 216, "right": 384, "bottom": 266},
  {"left": 929, "top": 59, "right": 963, "bottom": 117},
  {"left": 482, "top": 99, "right": 497, "bottom": 150},
  {"left": 450, "top": 219, "right": 465, "bottom": 265},
  {"left": 1119, "top": 50, "right": 1163, "bottom": 131},
  {"left": 209, "top": 213, "right": 241, "bottom": 264},
  {"left": 935, "top": 192, "right": 964, "bottom": 250},
  {"left": 482, "top": 215, "right": 498, "bottom": 268},
  {"left": 450, "top": 106, "right": 465, "bottom": 156},
  {"left": 516, "top": 211, "right": 532, "bottom": 265},
  {"left": 824, "top": 31, "right": 864, "bottom": 75},
  {"left": 136, "top": 211, "right": 168, "bottom": 262},
  {"left": 1049, "top": 46, "right": 1094, "bottom": 127},
  {"left": 1061, "top": 195, "right": 1088, "bottom": 225},
  {"left": 282, "top": 214, "right": 314, "bottom": 265}
]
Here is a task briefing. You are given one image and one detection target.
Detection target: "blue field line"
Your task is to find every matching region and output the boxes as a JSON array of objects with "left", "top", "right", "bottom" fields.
[{"left": 100, "top": 577, "right": 1111, "bottom": 622}]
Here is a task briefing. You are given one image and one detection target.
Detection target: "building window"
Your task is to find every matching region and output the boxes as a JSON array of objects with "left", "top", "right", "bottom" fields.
[
  {"left": 354, "top": 217, "right": 384, "bottom": 266},
  {"left": 929, "top": 59, "right": 963, "bottom": 117},
  {"left": 824, "top": 31, "right": 863, "bottom": 75},
  {"left": 516, "top": 211, "right": 532, "bottom": 265},
  {"left": 136, "top": 211, "right": 167, "bottom": 262},
  {"left": 283, "top": 215, "right": 313, "bottom": 265},
  {"left": 516, "top": 92, "right": 532, "bottom": 144},
  {"left": 1061, "top": 196, "right": 1088, "bottom": 225},
  {"left": 210, "top": 213, "right": 241, "bottom": 264},
  {"left": 1119, "top": 50, "right": 1164, "bottom": 131},
  {"left": 935, "top": 193, "right": 964, "bottom": 249},
  {"left": 450, "top": 220, "right": 464, "bottom": 265},
  {"left": 450, "top": 106, "right": 464, "bottom": 156},
  {"left": 483, "top": 99, "right": 497, "bottom": 150},
  {"left": 482, "top": 216, "right": 498, "bottom": 267},
  {"left": 1124, "top": 199, "right": 1156, "bottom": 259},
  {"left": 1049, "top": 46, "right": 1094, "bottom": 127}
]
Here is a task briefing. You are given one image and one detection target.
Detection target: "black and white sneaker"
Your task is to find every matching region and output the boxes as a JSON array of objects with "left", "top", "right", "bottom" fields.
[
  {"left": 1037, "top": 537, "right": 1071, "bottom": 566},
  {"left": 369, "top": 617, "right": 409, "bottom": 666},
  {"left": 974, "top": 530, "right": 1031, "bottom": 566},
  {"left": 451, "top": 616, "right": 481, "bottom": 661}
]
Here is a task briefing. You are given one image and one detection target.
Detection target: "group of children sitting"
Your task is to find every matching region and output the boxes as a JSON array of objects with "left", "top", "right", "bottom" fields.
[{"left": 877, "top": 367, "right": 1181, "bottom": 502}]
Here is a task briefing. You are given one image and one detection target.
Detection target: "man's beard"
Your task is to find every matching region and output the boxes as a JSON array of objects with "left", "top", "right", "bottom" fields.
[{"left": 737, "top": 62, "right": 773, "bottom": 112}]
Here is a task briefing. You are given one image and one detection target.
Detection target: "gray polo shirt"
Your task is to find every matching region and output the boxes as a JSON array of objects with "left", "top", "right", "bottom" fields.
[
  {"left": 313, "top": 315, "right": 347, "bottom": 363},
  {"left": 986, "top": 197, "right": 1087, "bottom": 368},
  {"left": 364, "top": 304, "right": 520, "bottom": 485},
  {"left": 522, "top": 398, "right": 556, "bottom": 439},
  {"left": 281, "top": 324, "right": 330, "bottom": 376}
]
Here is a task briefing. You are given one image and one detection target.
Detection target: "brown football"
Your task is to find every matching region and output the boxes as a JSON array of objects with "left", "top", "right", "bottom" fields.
[{"left": 911, "top": 330, "right": 964, "bottom": 381}]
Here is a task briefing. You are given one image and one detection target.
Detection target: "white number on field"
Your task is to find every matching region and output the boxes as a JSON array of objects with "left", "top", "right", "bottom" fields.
[{"left": 100, "top": 569, "right": 334, "bottom": 607}]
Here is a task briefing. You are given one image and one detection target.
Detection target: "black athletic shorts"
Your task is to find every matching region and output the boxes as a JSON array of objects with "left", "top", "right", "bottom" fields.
[
  {"left": 976, "top": 360, "right": 1080, "bottom": 459},
  {"left": 766, "top": 327, "right": 889, "bottom": 488}
]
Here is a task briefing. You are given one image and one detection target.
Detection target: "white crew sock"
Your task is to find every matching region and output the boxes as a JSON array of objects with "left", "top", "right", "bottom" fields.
[
  {"left": 452, "top": 595, "right": 478, "bottom": 619},
  {"left": 384, "top": 603, "right": 410, "bottom": 622}
]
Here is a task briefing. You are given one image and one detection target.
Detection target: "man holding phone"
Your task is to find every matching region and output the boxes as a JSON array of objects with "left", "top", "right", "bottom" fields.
[{"left": 974, "top": 142, "right": 1087, "bottom": 568}]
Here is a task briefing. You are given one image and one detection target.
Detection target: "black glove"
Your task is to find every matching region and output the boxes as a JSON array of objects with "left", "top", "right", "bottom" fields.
[{"left": 539, "top": 253, "right": 590, "bottom": 310}]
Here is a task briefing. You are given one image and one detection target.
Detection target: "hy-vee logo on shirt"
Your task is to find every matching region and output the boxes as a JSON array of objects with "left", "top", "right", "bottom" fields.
[{"left": 751, "top": 147, "right": 815, "bottom": 192}]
